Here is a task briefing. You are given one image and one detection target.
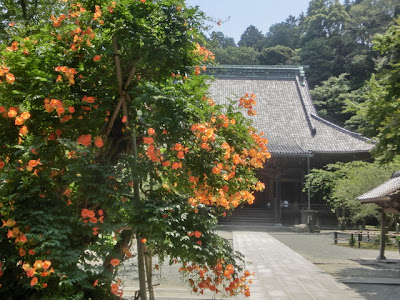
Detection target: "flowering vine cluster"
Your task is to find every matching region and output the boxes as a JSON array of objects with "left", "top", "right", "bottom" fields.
[{"left": 0, "top": 0, "right": 270, "bottom": 298}]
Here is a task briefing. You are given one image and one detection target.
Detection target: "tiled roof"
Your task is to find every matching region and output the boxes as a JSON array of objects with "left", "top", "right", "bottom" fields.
[
  {"left": 206, "top": 66, "right": 374, "bottom": 155},
  {"left": 357, "top": 172, "right": 400, "bottom": 202}
]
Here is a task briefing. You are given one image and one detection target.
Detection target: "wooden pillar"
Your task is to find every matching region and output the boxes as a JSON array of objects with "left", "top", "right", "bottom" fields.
[
  {"left": 268, "top": 177, "right": 274, "bottom": 210},
  {"left": 300, "top": 158, "right": 307, "bottom": 205},
  {"left": 260, "top": 176, "right": 268, "bottom": 208},
  {"left": 307, "top": 156, "right": 311, "bottom": 210},
  {"left": 378, "top": 211, "right": 387, "bottom": 260},
  {"left": 274, "top": 172, "right": 281, "bottom": 223}
]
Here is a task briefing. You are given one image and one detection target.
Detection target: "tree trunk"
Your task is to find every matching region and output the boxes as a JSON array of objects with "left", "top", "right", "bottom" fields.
[
  {"left": 111, "top": 34, "right": 149, "bottom": 299},
  {"left": 144, "top": 245, "right": 155, "bottom": 300},
  {"left": 137, "top": 236, "right": 148, "bottom": 300}
]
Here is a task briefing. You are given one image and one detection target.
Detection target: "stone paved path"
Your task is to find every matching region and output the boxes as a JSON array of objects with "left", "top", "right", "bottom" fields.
[
  {"left": 233, "top": 231, "right": 364, "bottom": 300},
  {"left": 122, "top": 230, "right": 366, "bottom": 299}
]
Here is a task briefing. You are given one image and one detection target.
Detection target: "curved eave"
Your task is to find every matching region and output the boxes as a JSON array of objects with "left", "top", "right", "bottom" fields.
[
  {"left": 311, "top": 150, "right": 372, "bottom": 155},
  {"left": 358, "top": 197, "right": 390, "bottom": 204},
  {"left": 269, "top": 152, "right": 314, "bottom": 158}
]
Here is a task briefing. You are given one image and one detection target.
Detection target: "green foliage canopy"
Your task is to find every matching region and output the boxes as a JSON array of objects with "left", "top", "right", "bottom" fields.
[
  {"left": 311, "top": 74, "right": 354, "bottom": 127},
  {"left": 258, "top": 45, "right": 299, "bottom": 66},
  {"left": 358, "top": 17, "right": 400, "bottom": 162},
  {"left": 212, "top": 46, "right": 259, "bottom": 65},
  {"left": 238, "top": 25, "right": 266, "bottom": 51}
]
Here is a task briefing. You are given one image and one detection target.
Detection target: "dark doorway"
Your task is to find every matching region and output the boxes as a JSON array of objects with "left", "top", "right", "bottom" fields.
[
  {"left": 252, "top": 189, "right": 268, "bottom": 208},
  {"left": 281, "top": 182, "right": 301, "bottom": 206}
]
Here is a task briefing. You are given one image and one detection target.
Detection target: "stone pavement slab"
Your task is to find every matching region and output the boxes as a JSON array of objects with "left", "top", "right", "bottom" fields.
[{"left": 233, "top": 231, "right": 365, "bottom": 300}]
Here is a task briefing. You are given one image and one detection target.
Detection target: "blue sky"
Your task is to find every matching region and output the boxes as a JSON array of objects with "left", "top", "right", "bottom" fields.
[{"left": 185, "top": 0, "right": 312, "bottom": 43}]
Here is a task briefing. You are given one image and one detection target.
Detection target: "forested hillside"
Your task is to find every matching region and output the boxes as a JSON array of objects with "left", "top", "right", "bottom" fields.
[{"left": 206, "top": 0, "right": 400, "bottom": 144}]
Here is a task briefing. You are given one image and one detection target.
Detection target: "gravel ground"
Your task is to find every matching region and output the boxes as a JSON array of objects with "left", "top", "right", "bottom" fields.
[{"left": 269, "top": 231, "right": 400, "bottom": 300}]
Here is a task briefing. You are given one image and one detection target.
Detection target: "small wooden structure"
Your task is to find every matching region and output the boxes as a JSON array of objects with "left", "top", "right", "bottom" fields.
[{"left": 357, "top": 171, "right": 400, "bottom": 259}]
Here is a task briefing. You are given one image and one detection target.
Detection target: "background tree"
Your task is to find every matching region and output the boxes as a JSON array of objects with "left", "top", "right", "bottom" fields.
[
  {"left": 347, "top": 0, "right": 400, "bottom": 46},
  {"left": 301, "top": 0, "right": 349, "bottom": 41},
  {"left": 238, "top": 25, "right": 266, "bottom": 51},
  {"left": 356, "top": 17, "right": 400, "bottom": 162},
  {"left": 258, "top": 45, "right": 299, "bottom": 65},
  {"left": 213, "top": 46, "right": 259, "bottom": 65},
  {"left": 310, "top": 74, "right": 354, "bottom": 127},
  {"left": 341, "top": 0, "right": 400, "bottom": 88},
  {"left": 299, "top": 0, "right": 400, "bottom": 120},
  {"left": 300, "top": 38, "right": 337, "bottom": 85},
  {"left": 207, "top": 31, "right": 236, "bottom": 49},
  {"left": 340, "top": 85, "right": 370, "bottom": 131},
  {"left": 264, "top": 15, "right": 302, "bottom": 49},
  {"left": 305, "top": 161, "right": 400, "bottom": 229},
  {"left": 299, "top": 0, "right": 350, "bottom": 87}
]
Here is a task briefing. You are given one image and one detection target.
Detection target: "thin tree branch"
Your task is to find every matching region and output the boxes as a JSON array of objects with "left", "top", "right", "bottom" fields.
[
  {"left": 122, "top": 97, "right": 129, "bottom": 123},
  {"left": 126, "top": 93, "right": 139, "bottom": 159},
  {"left": 124, "top": 62, "right": 138, "bottom": 91},
  {"left": 19, "top": 0, "right": 27, "bottom": 21},
  {"left": 112, "top": 36, "right": 138, "bottom": 92},
  {"left": 112, "top": 36, "right": 123, "bottom": 91},
  {"left": 104, "top": 36, "right": 138, "bottom": 144},
  {"left": 103, "top": 96, "right": 125, "bottom": 145}
]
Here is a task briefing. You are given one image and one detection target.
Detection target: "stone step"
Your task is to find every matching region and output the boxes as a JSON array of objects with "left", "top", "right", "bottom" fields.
[
  {"left": 219, "top": 212, "right": 275, "bottom": 223},
  {"left": 218, "top": 208, "right": 277, "bottom": 227},
  {"left": 221, "top": 213, "right": 274, "bottom": 217},
  {"left": 226, "top": 214, "right": 274, "bottom": 219},
  {"left": 122, "top": 286, "right": 229, "bottom": 299},
  {"left": 228, "top": 211, "right": 273, "bottom": 215},
  {"left": 217, "top": 224, "right": 291, "bottom": 232},
  {"left": 225, "top": 211, "right": 273, "bottom": 216},
  {"left": 219, "top": 218, "right": 275, "bottom": 224},
  {"left": 228, "top": 208, "right": 272, "bottom": 213}
]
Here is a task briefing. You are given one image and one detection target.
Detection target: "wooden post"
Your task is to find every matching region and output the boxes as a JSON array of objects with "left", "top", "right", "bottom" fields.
[
  {"left": 358, "top": 233, "right": 362, "bottom": 248},
  {"left": 334, "top": 232, "right": 338, "bottom": 244},
  {"left": 378, "top": 211, "right": 387, "bottom": 260},
  {"left": 398, "top": 239, "right": 400, "bottom": 254}
]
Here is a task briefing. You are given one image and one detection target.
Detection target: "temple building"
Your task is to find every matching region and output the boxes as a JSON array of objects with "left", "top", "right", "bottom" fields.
[{"left": 207, "top": 65, "right": 374, "bottom": 225}]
